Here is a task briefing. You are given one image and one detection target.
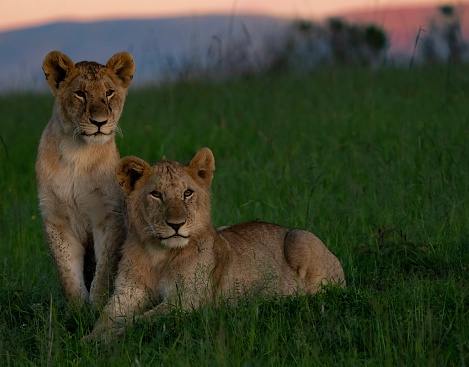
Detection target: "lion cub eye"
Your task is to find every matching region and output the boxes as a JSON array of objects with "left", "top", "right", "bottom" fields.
[
  {"left": 184, "top": 189, "right": 194, "bottom": 199},
  {"left": 74, "top": 90, "right": 86, "bottom": 100},
  {"left": 150, "top": 191, "right": 162, "bottom": 199},
  {"left": 106, "top": 89, "right": 115, "bottom": 98}
]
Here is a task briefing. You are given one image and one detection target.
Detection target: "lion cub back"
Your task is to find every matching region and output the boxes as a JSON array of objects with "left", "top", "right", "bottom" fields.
[{"left": 217, "top": 222, "right": 345, "bottom": 295}]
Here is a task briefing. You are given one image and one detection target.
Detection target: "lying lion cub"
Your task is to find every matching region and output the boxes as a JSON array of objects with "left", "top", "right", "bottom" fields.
[
  {"left": 88, "top": 147, "right": 345, "bottom": 339},
  {"left": 36, "top": 51, "right": 135, "bottom": 308}
]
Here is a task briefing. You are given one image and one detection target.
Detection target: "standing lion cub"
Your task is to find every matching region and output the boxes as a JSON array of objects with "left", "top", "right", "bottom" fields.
[
  {"left": 87, "top": 147, "right": 345, "bottom": 340},
  {"left": 36, "top": 51, "right": 135, "bottom": 308}
]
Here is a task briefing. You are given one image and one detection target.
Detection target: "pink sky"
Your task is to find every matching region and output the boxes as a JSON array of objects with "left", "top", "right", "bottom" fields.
[{"left": 1, "top": 0, "right": 447, "bottom": 32}]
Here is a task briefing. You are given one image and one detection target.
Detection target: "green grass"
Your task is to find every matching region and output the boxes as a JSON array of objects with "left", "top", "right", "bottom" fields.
[{"left": 1, "top": 65, "right": 469, "bottom": 366}]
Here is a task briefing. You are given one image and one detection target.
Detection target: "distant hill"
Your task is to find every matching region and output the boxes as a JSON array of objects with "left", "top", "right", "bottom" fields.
[
  {"left": 0, "top": 15, "right": 288, "bottom": 92},
  {"left": 0, "top": 4, "right": 468, "bottom": 92}
]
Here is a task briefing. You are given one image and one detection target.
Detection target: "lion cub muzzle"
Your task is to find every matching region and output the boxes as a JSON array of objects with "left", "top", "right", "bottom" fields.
[
  {"left": 160, "top": 219, "right": 190, "bottom": 247},
  {"left": 160, "top": 199, "right": 190, "bottom": 247},
  {"left": 87, "top": 117, "right": 110, "bottom": 136},
  {"left": 85, "top": 98, "right": 112, "bottom": 135}
]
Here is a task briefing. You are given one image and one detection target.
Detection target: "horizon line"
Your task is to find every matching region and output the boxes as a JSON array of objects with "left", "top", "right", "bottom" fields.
[{"left": 0, "top": 1, "right": 452, "bottom": 34}]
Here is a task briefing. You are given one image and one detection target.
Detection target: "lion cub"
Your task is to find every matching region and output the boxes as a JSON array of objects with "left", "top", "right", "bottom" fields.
[
  {"left": 36, "top": 51, "right": 135, "bottom": 308},
  {"left": 88, "top": 147, "right": 345, "bottom": 339}
]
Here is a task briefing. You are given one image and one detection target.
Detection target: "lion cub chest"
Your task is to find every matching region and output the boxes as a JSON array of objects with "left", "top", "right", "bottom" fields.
[{"left": 37, "top": 130, "right": 122, "bottom": 237}]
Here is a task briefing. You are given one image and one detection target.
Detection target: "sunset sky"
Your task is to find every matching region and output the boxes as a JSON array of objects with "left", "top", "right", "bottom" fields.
[{"left": 1, "top": 0, "right": 448, "bottom": 32}]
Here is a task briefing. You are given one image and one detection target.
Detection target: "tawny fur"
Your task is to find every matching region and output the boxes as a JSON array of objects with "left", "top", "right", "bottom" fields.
[
  {"left": 36, "top": 51, "right": 135, "bottom": 308},
  {"left": 87, "top": 147, "right": 345, "bottom": 340}
]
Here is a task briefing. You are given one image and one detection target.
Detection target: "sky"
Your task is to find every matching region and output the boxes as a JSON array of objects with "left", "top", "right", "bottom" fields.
[{"left": 1, "top": 0, "right": 447, "bottom": 32}]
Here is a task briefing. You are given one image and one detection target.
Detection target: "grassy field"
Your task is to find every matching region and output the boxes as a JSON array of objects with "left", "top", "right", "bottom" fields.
[{"left": 1, "top": 65, "right": 469, "bottom": 366}]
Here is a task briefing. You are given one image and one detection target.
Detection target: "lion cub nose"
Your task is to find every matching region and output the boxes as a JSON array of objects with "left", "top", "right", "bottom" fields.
[
  {"left": 166, "top": 221, "right": 185, "bottom": 232},
  {"left": 89, "top": 118, "right": 108, "bottom": 128}
]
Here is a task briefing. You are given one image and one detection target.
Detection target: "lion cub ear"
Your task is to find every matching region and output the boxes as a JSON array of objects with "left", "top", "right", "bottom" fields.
[
  {"left": 106, "top": 52, "right": 135, "bottom": 88},
  {"left": 117, "top": 156, "right": 151, "bottom": 195},
  {"left": 188, "top": 147, "right": 215, "bottom": 186},
  {"left": 42, "top": 51, "right": 75, "bottom": 94}
]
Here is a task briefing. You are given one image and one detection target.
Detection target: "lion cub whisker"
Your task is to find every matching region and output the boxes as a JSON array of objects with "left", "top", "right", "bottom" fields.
[{"left": 115, "top": 124, "right": 124, "bottom": 138}]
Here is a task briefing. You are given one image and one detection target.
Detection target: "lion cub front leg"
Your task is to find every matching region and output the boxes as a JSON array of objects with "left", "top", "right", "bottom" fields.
[
  {"left": 44, "top": 222, "right": 89, "bottom": 306},
  {"left": 87, "top": 280, "right": 150, "bottom": 342},
  {"left": 87, "top": 250, "right": 157, "bottom": 341},
  {"left": 89, "top": 222, "right": 125, "bottom": 308}
]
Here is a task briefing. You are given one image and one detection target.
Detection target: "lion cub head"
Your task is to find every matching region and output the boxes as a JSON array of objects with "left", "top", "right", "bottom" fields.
[
  {"left": 42, "top": 51, "right": 135, "bottom": 144},
  {"left": 117, "top": 148, "right": 215, "bottom": 248}
]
